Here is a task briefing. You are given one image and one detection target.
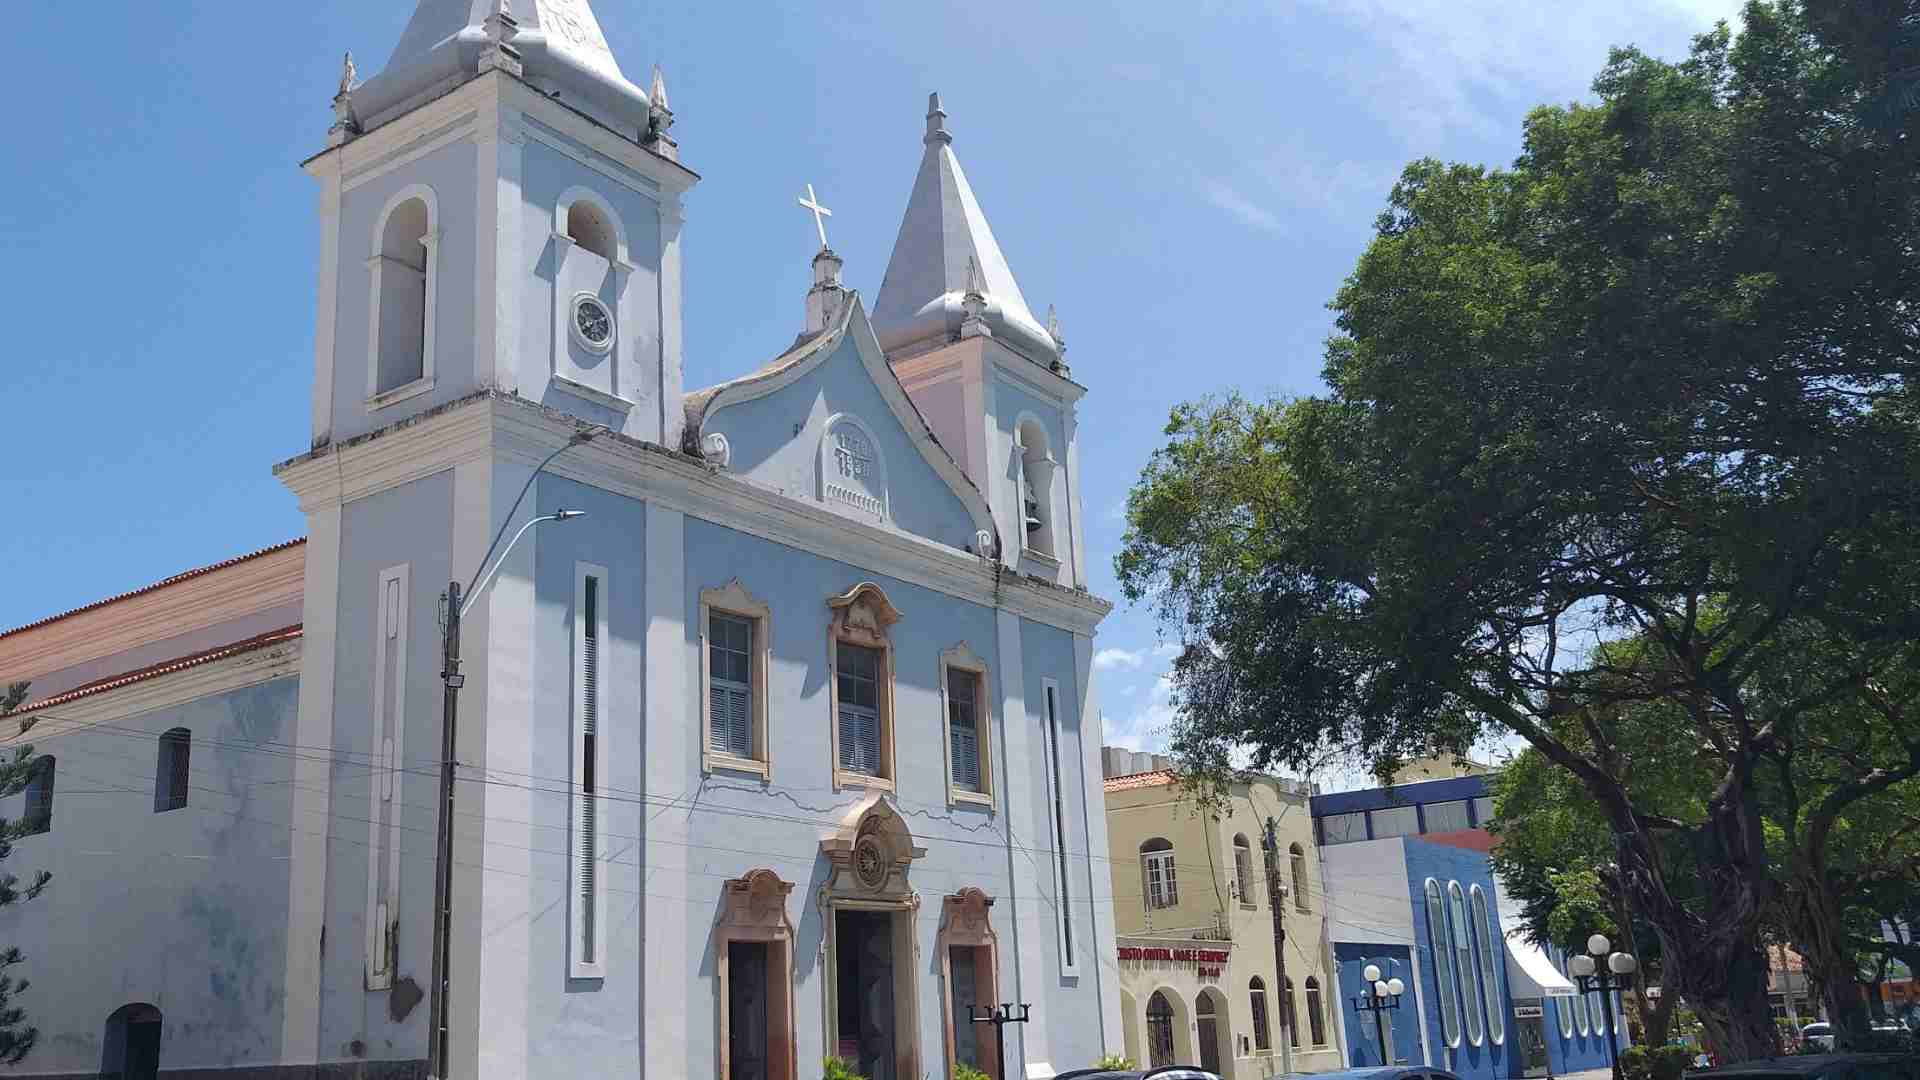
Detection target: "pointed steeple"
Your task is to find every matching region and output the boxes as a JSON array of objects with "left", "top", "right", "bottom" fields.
[
  {"left": 871, "top": 93, "right": 1058, "bottom": 365},
  {"left": 348, "top": 0, "right": 654, "bottom": 139}
]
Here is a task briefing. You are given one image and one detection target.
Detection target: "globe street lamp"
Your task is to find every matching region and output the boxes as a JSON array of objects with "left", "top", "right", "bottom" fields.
[
  {"left": 1354, "top": 963, "right": 1408, "bottom": 1066},
  {"left": 1569, "top": 934, "right": 1638, "bottom": 1080}
]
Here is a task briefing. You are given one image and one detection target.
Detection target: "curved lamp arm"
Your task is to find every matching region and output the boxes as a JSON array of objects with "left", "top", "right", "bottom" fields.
[{"left": 460, "top": 510, "right": 586, "bottom": 618}]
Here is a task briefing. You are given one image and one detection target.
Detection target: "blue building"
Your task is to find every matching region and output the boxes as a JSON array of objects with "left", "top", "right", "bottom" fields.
[{"left": 1314, "top": 776, "right": 1623, "bottom": 1080}]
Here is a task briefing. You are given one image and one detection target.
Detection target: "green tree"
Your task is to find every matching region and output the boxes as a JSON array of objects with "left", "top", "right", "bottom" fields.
[
  {"left": 0, "top": 681, "right": 50, "bottom": 1066},
  {"left": 1116, "top": 1, "right": 1920, "bottom": 1060}
]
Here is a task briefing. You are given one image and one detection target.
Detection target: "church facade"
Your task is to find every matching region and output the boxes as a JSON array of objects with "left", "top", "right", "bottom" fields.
[{"left": 0, "top": 3, "right": 1119, "bottom": 1078}]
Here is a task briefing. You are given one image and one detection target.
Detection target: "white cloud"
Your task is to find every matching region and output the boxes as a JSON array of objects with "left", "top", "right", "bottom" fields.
[
  {"left": 1200, "top": 179, "right": 1285, "bottom": 235},
  {"left": 1094, "top": 647, "right": 1148, "bottom": 672},
  {"left": 1291, "top": 0, "right": 1747, "bottom": 149},
  {"left": 1152, "top": 642, "right": 1181, "bottom": 660},
  {"left": 1100, "top": 674, "right": 1180, "bottom": 754}
]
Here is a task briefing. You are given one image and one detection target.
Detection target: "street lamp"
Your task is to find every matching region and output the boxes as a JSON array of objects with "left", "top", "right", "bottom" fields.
[
  {"left": 1570, "top": 934, "right": 1638, "bottom": 1080},
  {"left": 427, "top": 435, "right": 598, "bottom": 1080},
  {"left": 1354, "top": 962, "right": 1408, "bottom": 1066}
]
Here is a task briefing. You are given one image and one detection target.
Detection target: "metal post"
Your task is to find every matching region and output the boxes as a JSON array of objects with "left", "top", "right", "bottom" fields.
[
  {"left": 1604, "top": 979, "right": 1622, "bottom": 1080},
  {"left": 1376, "top": 994, "right": 1391, "bottom": 1065},
  {"left": 971, "top": 1004, "right": 1032, "bottom": 1080},
  {"left": 428, "top": 581, "right": 463, "bottom": 1080}
]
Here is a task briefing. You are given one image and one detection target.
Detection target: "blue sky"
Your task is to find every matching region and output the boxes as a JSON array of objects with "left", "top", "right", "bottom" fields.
[{"left": 1, "top": 0, "right": 1739, "bottom": 768}]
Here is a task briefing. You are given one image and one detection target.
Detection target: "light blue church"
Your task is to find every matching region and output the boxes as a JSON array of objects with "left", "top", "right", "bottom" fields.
[{"left": 0, "top": 2, "right": 1119, "bottom": 1079}]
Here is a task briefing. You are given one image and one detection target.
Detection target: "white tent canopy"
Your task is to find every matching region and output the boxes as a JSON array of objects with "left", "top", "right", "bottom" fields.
[{"left": 1497, "top": 876, "right": 1578, "bottom": 998}]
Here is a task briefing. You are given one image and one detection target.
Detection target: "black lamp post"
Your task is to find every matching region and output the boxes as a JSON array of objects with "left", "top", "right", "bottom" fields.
[
  {"left": 1570, "top": 933, "right": 1638, "bottom": 1080},
  {"left": 970, "top": 1003, "right": 1031, "bottom": 1080},
  {"left": 1353, "top": 963, "right": 1407, "bottom": 1066}
]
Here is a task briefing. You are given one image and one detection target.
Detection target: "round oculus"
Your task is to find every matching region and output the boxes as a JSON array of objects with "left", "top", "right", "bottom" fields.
[{"left": 571, "top": 294, "right": 615, "bottom": 352}]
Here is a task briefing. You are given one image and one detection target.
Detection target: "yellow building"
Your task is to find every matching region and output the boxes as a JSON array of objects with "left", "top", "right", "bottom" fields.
[{"left": 1103, "top": 749, "right": 1345, "bottom": 1078}]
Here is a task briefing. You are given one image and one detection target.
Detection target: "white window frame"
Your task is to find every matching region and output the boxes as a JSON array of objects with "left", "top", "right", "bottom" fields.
[
  {"left": 1559, "top": 948, "right": 1576, "bottom": 1037},
  {"left": 1233, "top": 835, "right": 1256, "bottom": 909},
  {"left": 700, "top": 580, "right": 771, "bottom": 779},
  {"left": 365, "top": 184, "right": 440, "bottom": 409},
  {"left": 939, "top": 643, "right": 994, "bottom": 807},
  {"left": 826, "top": 583, "right": 901, "bottom": 791},
  {"left": 1425, "top": 877, "right": 1461, "bottom": 1047},
  {"left": 1472, "top": 885, "right": 1505, "bottom": 1044},
  {"left": 1451, "top": 880, "right": 1485, "bottom": 1046},
  {"left": 1040, "top": 677, "right": 1079, "bottom": 978},
  {"left": 1141, "top": 840, "right": 1179, "bottom": 910},
  {"left": 1290, "top": 843, "right": 1312, "bottom": 913},
  {"left": 570, "top": 563, "right": 610, "bottom": 979},
  {"left": 364, "top": 564, "right": 408, "bottom": 990}
]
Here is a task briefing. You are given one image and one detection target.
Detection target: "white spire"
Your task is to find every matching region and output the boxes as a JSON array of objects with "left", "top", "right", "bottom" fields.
[
  {"left": 871, "top": 93, "right": 1057, "bottom": 365},
  {"left": 350, "top": 0, "right": 652, "bottom": 138}
]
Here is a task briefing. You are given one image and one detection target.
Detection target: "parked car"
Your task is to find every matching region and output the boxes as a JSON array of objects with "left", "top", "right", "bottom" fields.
[
  {"left": 1051, "top": 1068, "right": 1222, "bottom": 1080},
  {"left": 1800, "top": 1024, "right": 1834, "bottom": 1052},
  {"left": 1689, "top": 1052, "right": 1920, "bottom": 1080}
]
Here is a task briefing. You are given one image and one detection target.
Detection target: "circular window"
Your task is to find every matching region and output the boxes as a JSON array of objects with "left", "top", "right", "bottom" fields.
[
  {"left": 854, "top": 836, "right": 888, "bottom": 890},
  {"left": 570, "top": 294, "right": 615, "bottom": 353}
]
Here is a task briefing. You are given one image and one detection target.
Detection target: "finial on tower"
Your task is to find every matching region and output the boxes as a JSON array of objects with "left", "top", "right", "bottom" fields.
[
  {"left": 924, "top": 91, "right": 953, "bottom": 147},
  {"left": 329, "top": 52, "right": 362, "bottom": 146},
  {"left": 643, "top": 65, "right": 679, "bottom": 160},
  {"left": 337, "top": 52, "right": 358, "bottom": 100},
  {"left": 478, "top": 0, "right": 524, "bottom": 76},
  {"left": 960, "top": 257, "right": 991, "bottom": 340},
  {"left": 1046, "top": 305, "right": 1066, "bottom": 350}
]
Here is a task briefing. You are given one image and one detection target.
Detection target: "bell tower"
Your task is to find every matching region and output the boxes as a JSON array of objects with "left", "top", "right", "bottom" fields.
[
  {"left": 871, "top": 94, "right": 1089, "bottom": 589},
  {"left": 304, "top": 0, "right": 696, "bottom": 452}
]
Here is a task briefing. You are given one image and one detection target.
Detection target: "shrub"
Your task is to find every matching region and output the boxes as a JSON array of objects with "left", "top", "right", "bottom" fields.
[
  {"left": 1621, "top": 1043, "right": 1693, "bottom": 1080},
  {"left": 824, "top": 1057, "right": 868, "bottom": 1080},
  {"left": 955, "top": 1066, "right": 992, "bottom": 1080},
  {"left": 1094, "top": 1054, "right": 1136, "bottom": 1071}
]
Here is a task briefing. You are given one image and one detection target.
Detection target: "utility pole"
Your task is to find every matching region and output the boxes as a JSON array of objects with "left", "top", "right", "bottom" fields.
[
  {"left": 428, "top": 580, "right": 463, "bottom": 1080},
  {"left": 1262, "top": 818, "right": 1295, "bottom": 1076}
]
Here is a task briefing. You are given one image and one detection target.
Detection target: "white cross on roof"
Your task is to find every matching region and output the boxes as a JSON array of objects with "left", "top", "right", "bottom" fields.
[{"left": 798, "top": 183, "right": 834, "bottom": 251}]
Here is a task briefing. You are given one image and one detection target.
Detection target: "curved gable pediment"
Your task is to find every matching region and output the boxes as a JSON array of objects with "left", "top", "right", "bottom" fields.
[{"left": 686, "top": 298, "right": 998, "bottom": 554}]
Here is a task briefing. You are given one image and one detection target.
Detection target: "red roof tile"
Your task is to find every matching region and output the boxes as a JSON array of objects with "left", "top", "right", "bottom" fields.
[
  {"left": 1104, "top": 769, "right": 1177, "bottom": 793},
  {"left": 0, "top": 539, "right": 307, "bottom": 641},
  {"left": 15, "top": 625, "right": 304, "bottom": 716}
]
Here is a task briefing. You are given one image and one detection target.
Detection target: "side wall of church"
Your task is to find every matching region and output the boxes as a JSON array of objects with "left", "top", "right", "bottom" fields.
[
  {"left": 315, "top": 470, "right": 456, "bottom": 1067},
  {"left": 0, "top": 676, "right": 300, "bottom": 1076}
]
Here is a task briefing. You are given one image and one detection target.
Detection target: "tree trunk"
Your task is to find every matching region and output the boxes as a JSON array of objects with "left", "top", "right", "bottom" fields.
[
  {"left": 1618, "top": 816, "right": 1778, "bottom": 1058},
  {"left": 1782, "top": 875, "right": 1873, "bottom": 1050},
  {"left": 1641, "top": 985, "right": 1676, "bottom": 1048}
]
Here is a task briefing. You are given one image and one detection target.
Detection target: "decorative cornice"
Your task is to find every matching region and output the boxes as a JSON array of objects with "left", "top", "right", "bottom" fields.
[{"left": 274, "top": 392, "right": 1112, "bottom": 635}]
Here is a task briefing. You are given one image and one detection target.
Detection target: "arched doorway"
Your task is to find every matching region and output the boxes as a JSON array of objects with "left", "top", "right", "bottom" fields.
[
  {"left": 102, "top": 1003, "right": 161, "bottom": 1080},
  {"left": 1195, "top": 989, "right": 1228, "bottom": 1075},
  {"left": 1147, "top": 991, "right": 1178, "bottom": 1068}
]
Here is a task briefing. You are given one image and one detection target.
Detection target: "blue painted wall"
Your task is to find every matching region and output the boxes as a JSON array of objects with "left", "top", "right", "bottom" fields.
[
  {"left": 1404, "top": 839, "right": 1511, "bottom": 1080},
  {"left": 1333, "top": 943, "right": 1420, "bottom": 1067}
]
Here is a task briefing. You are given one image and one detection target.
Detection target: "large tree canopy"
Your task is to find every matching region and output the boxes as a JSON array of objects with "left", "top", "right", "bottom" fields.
[{"left": 1119, "top": 0, "right": 1920, "bottom": 1060}]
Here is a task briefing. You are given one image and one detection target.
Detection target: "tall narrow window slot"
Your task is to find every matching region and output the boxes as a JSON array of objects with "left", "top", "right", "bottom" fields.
[
  {"left": 154, "top": 729, "right": 190, "bottom": 813},
  {"left": 1290, "top": 843, "right": 1311, "bottom": 912},
  {"left": 22, "top": 757, "right": 53, "bottom": 836},
  {"left": 1233, "top": 835, "right": 1255, "bottom": 907},
  {"left": 571, "top": 564, "right": 609, "bottom": 978},
  {"left": 365, "top": 567, "right": 408, "bottom": 988},
  {"left": 1042, "top": 681, "right": 1076, "bottom": 973},
  {"left": 1015, "top": 420, "right": 1057, "bottom": 559},
  {"left": 367, "top": 190, "right": 437, "bottom": 401}
]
